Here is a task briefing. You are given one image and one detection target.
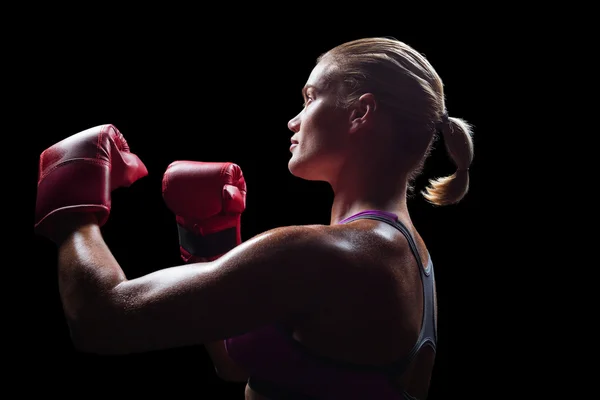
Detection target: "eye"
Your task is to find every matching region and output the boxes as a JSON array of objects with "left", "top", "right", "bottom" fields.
[{"left": 303, "top": 95, "right": 313, "bottom": 108}]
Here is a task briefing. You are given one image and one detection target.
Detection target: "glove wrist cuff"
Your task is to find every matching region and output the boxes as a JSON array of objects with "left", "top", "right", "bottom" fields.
[{"left": 177, "top": 224, "right": 238, "bottom": 259}]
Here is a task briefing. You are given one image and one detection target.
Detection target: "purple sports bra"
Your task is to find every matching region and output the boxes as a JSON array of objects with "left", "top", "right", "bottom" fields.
[{"left": 224, "top": 210, "right": 437, "bottom": 399}]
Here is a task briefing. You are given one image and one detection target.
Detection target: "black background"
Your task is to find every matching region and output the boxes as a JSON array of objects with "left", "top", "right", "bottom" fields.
[{"left": 27, "top": 22, "right": 489, "bottom": 399}]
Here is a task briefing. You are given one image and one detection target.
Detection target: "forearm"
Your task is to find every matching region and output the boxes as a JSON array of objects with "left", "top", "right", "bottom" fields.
[{"left": 57, "top": 221, "right": 127, "bottom": 346}]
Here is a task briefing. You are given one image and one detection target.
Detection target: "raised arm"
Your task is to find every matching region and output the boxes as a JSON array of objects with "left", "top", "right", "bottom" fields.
[
  {"left": 34, "top": 125, "right": 348, "bottom": 356},
  {"left": 57, "top": 219, "right": 342, "bottom": 355}
]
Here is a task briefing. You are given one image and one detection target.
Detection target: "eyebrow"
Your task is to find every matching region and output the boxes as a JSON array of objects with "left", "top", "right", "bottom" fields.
[{"left": 302, "top": 85, "right": 316, "bottom": 97}]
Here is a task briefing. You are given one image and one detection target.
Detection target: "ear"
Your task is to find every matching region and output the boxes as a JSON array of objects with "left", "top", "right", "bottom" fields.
[{"left": 348, "top": 93, "right": 376, "bottom": 134}]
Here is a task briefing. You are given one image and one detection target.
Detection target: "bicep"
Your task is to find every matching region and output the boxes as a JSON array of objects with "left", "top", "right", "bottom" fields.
[{"left": 95, "top": 226, "right": 341, "bottom": 354}]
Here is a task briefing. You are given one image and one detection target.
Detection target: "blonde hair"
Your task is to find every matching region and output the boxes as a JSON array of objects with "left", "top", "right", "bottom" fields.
[{"left": 318, "top": 37, "right": 474, "bottom": 206}]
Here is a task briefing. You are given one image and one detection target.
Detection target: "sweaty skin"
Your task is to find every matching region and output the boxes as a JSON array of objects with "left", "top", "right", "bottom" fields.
[
  {"left": 57, "top": 210, "right": 436, "bottom": 399},
  {"left": 241, "top": 216, "right": 437, "bottom": 400},
  {"left": 55, "top": 48, "right": 445, "bottom": 399}
]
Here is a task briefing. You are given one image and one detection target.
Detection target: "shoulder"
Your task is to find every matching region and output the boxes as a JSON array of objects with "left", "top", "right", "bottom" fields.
[
  {"left": 234, "top": 220, "right": 408, "bottom": 278},
  {"left": 227, "top": 223, "right": 357, "bottom": 273},
  {"left": 208, "top": 223, "right": 371, "bottom": 298},
  {"left": 208, "top": 219, "right": 413, "bottom": 303},
  {"left": 324, "top": 217, "right": 423, "bottom": 273}
]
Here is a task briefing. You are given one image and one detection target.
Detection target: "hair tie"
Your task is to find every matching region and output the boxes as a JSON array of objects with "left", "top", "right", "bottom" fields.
[
  {"left": 440, "top": 111, "right": 449, "bottom": 124},
  {"left": 435, "top": 111, "right": 450, "bottom": 133}
]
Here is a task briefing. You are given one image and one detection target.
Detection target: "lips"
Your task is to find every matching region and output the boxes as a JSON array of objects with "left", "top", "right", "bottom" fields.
[{"left": 290, "top": 138, "right": 299, "bottom": 152}]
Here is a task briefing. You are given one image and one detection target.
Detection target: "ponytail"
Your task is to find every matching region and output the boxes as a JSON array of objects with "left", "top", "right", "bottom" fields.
[{"left": 422, "top": 113, "right": 474, "bottom": 206}]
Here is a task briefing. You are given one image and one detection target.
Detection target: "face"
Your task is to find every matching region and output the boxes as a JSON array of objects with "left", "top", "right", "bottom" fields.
[{"left": 287, "top": 60, "right": 352, "bottom": 182}]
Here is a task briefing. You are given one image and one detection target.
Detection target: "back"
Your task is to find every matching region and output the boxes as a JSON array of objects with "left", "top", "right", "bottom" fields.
[
  {"left": 335, "top": 211, "right": 438, "bottom": 399},
  {"left": 225, "top": 210, "right": 438, "bottom": 399}
]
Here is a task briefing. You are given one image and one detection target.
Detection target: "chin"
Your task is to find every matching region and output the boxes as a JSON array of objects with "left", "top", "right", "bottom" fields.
[
  {"left": 288, "top": 156, "right": 326, "bottom": 182},
  {"left": 288, "top": 157, "right": 312, "bottom": 180}
]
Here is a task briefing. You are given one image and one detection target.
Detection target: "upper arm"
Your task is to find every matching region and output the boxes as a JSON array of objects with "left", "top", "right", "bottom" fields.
[{"left": 84, "top": 225, "right": 348, "bottom": 354}]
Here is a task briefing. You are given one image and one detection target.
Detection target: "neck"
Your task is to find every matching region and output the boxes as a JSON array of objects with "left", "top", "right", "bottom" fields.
[{"left": 329, "top": 156, "right": 409, "bottom": 225}]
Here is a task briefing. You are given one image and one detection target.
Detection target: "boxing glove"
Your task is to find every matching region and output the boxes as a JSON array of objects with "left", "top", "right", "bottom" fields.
[
  {"left": 34, "top": 124, "right": 148, "bottom": 241},
  {"left": 162, "top": 161, "right": 247, "bottom": 262}
]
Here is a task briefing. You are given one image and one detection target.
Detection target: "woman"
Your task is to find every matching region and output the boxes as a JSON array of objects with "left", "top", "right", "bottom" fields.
[{"left": 36, "top": 37, "right": 474, "bottom": 399}]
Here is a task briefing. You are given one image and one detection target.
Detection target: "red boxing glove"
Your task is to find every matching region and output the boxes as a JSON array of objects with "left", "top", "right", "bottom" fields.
[
  {"left": 162, "top": 161, "right": 247, "bottom": 262},
  {"left": 34, "top": 124, "right": 148, "bottom": 240}
]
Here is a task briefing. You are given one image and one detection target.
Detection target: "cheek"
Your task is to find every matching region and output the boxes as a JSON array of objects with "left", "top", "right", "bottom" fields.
[
  {"left": 302, "top": 109, "right": 335, "bottom": 143},
  {"left": 308, "top": 120, "right": 345, "bottom": 153},
  {"left": 298, "top": 102, "right": 347, "bottom": 151}
]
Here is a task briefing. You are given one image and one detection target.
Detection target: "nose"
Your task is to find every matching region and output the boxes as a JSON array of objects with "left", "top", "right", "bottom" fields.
[{"left": 287, "top": 112, "right": 300, "bottom": 133}]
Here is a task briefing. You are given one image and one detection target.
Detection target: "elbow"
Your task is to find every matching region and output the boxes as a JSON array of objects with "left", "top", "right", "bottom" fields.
[
  {"left": 64, "top": 307, "right": 129, "bottom": 355},
  {"left": 61, "top": 282, "right": 150, "bottom": 355},
  {"left": 68, "top": 322, "right": 125, "bottom": 355}
]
